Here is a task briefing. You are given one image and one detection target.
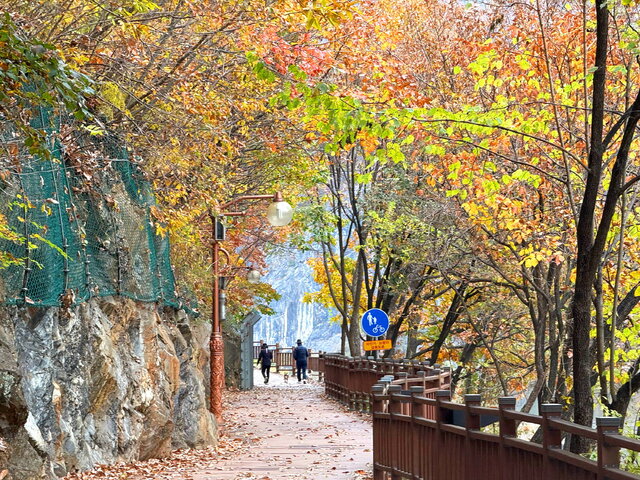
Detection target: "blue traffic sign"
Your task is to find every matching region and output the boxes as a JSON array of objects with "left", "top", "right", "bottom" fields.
[{"left": 361, "top": 308, "right": 389, "bottom": 337}]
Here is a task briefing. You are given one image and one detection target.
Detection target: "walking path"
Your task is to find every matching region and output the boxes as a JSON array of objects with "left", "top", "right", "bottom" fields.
[{"left": 66, "top": 370, "right": 372, "bottom": 480}]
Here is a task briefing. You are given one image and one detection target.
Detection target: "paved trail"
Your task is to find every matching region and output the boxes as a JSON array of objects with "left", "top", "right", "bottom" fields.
[
  {"left": 66, "top": 370, "right": 372, "bottom": 480},
  {"left": 205, "top": 370, "right": 372, "bottom": 479}
]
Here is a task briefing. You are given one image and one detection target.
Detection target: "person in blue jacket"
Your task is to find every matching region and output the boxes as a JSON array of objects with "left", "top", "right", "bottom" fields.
[
  {"left": 257, "top": 343, "right": 272, "bottom": 384},
  {"left": 292, "top": 339, "right": 309, "bottom": 383}
]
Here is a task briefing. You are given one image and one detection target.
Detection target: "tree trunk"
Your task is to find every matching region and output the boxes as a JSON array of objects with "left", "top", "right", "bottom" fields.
[
  {"left": 347, "top": 253, "right": 365, "bottom": 356},
  {"left": 571, "top": 269, "right": 596, "bottom": 451},
  {"left": 570, "top": 0, "right": 608, "bottom": 452},
  {"left": 608, "top": 361, "right": 640, "bottom": 421},
  {"left": 429, "top": 283, "right": 467, "bottom": 364}
]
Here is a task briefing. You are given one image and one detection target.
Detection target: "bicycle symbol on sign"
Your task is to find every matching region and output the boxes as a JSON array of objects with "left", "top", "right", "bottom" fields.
[{"left": 361, "top": 308, "right": 390, "bottom": 337}]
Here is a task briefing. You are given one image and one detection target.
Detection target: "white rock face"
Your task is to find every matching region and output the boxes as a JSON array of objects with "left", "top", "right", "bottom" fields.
[
  {"left": 0, "top": 297, "right": 216, "bottom": 479},
  {"left": 254, "top": 248, "right": 341, "bottom": 353}
]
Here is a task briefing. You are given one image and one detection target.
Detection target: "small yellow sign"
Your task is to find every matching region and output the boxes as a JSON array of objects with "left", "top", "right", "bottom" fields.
[{"left": 363, "top": 339, "right": 392, "bottom": 351}]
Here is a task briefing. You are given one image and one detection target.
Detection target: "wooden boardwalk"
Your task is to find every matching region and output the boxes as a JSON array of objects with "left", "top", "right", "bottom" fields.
[
  {"left": 65, "top": 370, "right": 372, "bottom": 480},
  {"left": 197, "top": 371, "right": 372, "bottom": 479}
]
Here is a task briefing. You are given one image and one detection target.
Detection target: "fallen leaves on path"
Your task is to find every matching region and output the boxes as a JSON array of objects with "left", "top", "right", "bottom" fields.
[
  {"left": 64, "top": 439, "right": 247, "bottom": 480},
  {"left": 63, "top": 372, "right": 372, "bottom": 480}
]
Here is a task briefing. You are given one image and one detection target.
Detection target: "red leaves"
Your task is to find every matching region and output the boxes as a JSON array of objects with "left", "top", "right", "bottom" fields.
[{"left": 259, "top": 29, "right": 333, "bottom": 77}]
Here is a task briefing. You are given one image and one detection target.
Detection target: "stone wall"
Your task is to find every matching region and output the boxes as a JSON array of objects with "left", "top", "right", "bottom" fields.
[{"left": 0, "top": 297, "right": 216, "bottom": 479}]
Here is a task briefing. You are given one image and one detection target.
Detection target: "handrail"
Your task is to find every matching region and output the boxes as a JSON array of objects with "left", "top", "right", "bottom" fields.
[
  {"left": 608, "top": 434, "right": 640, "bottom": 451},
  {"left": 502, "top": 408, "right": 543, "bottom": 424},
  {"left": 252, "top": 341, "right": 326, "bottom": 379},
  {"left": 303, "top": 351, "right": 640, "bottom": 479},
  {"left": 368, "top": 382, "right": 639, "bottom": 480},
  {"left": 323, "top": 353, "right": 451, "bottom": 413},
  {"left": 548, "top": 417, "right": 599, "bottom": 440}
]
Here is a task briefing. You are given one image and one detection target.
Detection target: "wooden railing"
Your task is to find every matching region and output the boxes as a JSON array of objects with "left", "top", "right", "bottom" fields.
[
  {"left": 253, "top": 341, "right": 278, "bottom": 360},
  {"left": 319, "top": 353, "right": 640, "bottom": 479},
  {"left": 371, "top": 382, "right": 640, "bottom": 480},
  {"left": 252, "top": 341, "right": 326, "bottom": 379},
  {"left": 308, "top": 353, "right": 324, "bottom": 377},
  {"left": 323, "top": 354, "right": 451, "bottom": 413},
  {"left": 274, "top": 347, "right": 294, "bottom": 373}
]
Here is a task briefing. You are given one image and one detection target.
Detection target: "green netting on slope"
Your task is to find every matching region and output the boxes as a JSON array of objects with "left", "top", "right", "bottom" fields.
[{"left": 0, "top": 110, "right": 198, "bottom": 315}]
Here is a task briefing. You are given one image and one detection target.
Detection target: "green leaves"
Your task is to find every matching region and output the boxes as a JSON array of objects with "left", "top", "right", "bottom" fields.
[
  {"left": 507, "top": 168, "right": 541, "bottom": 188},
  {"left": 0, "top": 15, "right": 95, "bottom": 159},
  {"left": 385, "top": 142, "right": 405, "bottom": 164},
  {"left": 355, "top": 172, "right": 373, "bottom": 184}
]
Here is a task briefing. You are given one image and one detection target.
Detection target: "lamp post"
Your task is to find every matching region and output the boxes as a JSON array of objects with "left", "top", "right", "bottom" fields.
[{"left": 209, "top": 192, "right": 293, "bottom": 420}]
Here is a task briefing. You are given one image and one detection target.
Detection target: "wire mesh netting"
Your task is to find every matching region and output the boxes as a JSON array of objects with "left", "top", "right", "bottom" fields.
[{"left": 0, "top": 109, "right": 197, "bottom": 314}]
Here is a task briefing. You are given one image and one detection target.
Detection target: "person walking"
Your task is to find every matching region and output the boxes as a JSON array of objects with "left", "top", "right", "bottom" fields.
[
  {"left": 293, "top": 339, "right": 309, "bottom": 383},
  {"left": 257, "top": 343, "right": 272, "bottom": 384}
]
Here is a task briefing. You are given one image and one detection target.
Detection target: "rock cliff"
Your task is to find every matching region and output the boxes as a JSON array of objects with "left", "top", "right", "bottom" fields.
[
  {"left": 0, "top": 297, "right": 216, "bottom": 479},
  {"left": 254, "top": 248, "right": 341, "bottom": 353}
]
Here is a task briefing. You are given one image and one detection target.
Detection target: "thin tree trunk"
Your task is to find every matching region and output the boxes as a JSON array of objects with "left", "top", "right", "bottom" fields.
[
  {"left": 570, "top": 0, "right": 608, "bottom": 452},
  {"left": 594, "top": 268, "right": 607, "bottom": 403},
  {"left": 347, "top": 253, "right": 365, "bottom": 356}
]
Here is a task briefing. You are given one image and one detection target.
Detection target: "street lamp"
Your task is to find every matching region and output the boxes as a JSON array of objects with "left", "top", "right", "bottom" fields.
[
  {"left": 247, "top": 269, "right": 261, "bottom": 284},
  {"left": 209, "top": 192, "right": 292, "bottom": 420},
  {"left": 266, "top": 192, "right": 294, "bottom": 227}
]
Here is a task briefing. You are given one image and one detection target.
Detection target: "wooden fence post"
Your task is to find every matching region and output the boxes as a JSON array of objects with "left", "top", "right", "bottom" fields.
[
  {"left": 442, "top": 366, "right": 451, "bottom": 387},
  {"left": 541, "top": 403, "right": 562, "bottom": 478},
  {"left": 348, "top": 357, "right": 357, "bottom": 410},
  {"left": 410, "top": 386, "right": 425, "bottom": 478},
  {"left": 498, "top": 396, "right": 517, "bottom": 480},
  {"left": 596, "top": 417, "right": 621, "bottom": 480},
  {"left": 435, "top": 389, "right": 451, "bottom": 432},
  {"left": 498, "top": 397, "right": 517, "bottom": 437},
  {"left": 433, "top": 368, "right": 442, "bottom": 388},
  {"left": 291, "top": 345, "right": 296, "bottom": 375},
  {"left": 318, "top": 351, "right": 324, "bottom": 382},
  {"left": 541, "top": 403, "right": 562, "bottom": 448},
  {"left": 372, "top": 384, "right": 386, "bottom": 480},
  {"left": 388, "top": 385, "right": 402, "bottom": 480},
  {"left": 464, "top": 394, "right": 481, "bottom": 430},
  {"left": 464, "top": 394, "right": 482, "bottom": 478},
  {"left": 434, "top": 389, "right": 451, "bottom": 477}
]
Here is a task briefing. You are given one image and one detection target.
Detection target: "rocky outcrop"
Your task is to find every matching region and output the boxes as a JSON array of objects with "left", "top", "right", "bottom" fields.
[
  {"left": 0, "top": 297, "right": 216, "bottom": 479},
  {"left": 255, "top": 248, "right": 341, "bottom": 352}
]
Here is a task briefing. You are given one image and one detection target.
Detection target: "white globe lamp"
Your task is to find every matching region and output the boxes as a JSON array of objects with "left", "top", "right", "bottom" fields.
[
  {"left": 247, "top": 269, "right": 261, "bottom": 284},
  {"left": 266, "top": 192, "right": 293, "bottom": 227}
]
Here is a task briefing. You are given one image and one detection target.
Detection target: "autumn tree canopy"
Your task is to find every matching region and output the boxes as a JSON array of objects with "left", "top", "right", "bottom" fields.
[{"left": 3, "top": 0, "right": 640, "bottom": 453}]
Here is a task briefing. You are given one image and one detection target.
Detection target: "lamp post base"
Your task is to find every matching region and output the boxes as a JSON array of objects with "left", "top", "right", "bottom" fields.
[{"left": 210, "top": 332, "right": 225, "bottom": 420}]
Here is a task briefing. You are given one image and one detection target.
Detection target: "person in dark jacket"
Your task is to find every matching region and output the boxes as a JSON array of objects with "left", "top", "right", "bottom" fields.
[
  {"left": 292, "top": 339, "right": 309, "bottom": 383},
  {"left": 257, "top": 343, "right": 272, "bottom": 384}
]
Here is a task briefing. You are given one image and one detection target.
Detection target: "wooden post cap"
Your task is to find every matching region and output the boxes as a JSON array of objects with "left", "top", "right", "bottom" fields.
[
  {"left": 540, "top": 404, "right": 562, "bottom": 414},
  {"left": 464, "top": 394, "right": 482, "bottom": 403},
  {"left": 596, "top": 417, "right": 621, "bottom": 428},
  {"left": 371, "top": 385, "right": 385, "bottom": 394}
]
